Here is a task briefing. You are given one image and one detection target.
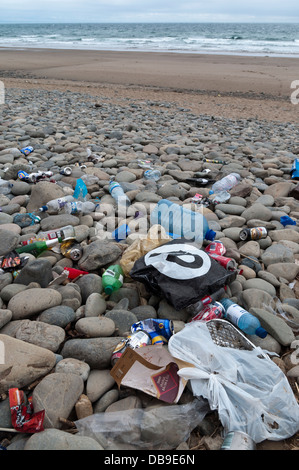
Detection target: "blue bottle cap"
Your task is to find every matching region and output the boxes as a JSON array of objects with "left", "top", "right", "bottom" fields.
[
  {"left": 256, "top": 327, "right": 268, "bottom": 338},
  {"left": 205, "top": 229, "right": 216, "bottom": 241},
  {"left": 209, "top": 190, "right": 214, "bottom": 195}
]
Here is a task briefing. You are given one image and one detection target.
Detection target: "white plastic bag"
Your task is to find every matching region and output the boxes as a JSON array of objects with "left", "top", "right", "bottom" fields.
[{"left": 168, "top": 321, "right": 299, "bottom": 443}]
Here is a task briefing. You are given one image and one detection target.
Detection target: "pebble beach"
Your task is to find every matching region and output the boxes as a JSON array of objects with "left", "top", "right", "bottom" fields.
[{"left": 0, "top": 48, "right": 299, "bottom": 452}]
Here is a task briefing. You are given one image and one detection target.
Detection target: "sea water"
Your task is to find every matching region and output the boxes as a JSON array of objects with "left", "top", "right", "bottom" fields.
[{"left": 0, "top": 23, "right": 298, "bottom": 57}]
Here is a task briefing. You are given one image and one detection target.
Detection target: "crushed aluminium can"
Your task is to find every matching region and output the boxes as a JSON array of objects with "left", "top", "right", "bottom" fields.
[
  {"left": 20, "top": 146, "right": 34, "bottom": 156},
  {"left": 239, "top": 227, "right": 268, "bottom": 241},
  {"left": 131, "top": 318, "right": 174, "bottom": 343},
  {"left": 205, "top": 240, "right": 226, "bottom": 256},
  {"left": 111, "top": 330, "right": 152, "bottom": 366},
  {"left": 190, "top": 301, "right": 225, "bottom": 322}
]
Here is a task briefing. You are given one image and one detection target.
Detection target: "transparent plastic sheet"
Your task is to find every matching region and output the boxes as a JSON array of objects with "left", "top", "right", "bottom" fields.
[
  {"left": 75, "top": 398, "right": 209, "bottom": 450},
  {"left": 263, "top": 296, "right": 299, "bottom": 334},
  {"left": 168, "top": 321, "right": 299, "bottom": 444}
]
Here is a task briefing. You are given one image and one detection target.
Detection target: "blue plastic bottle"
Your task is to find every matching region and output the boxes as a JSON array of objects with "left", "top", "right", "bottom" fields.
[
  {"left": 219, "top": 299, "right": 267, "bottom": 338},
  {"left": 291, "top": 159, "right": 299, "bottom": 180},
  {"left": 150, "top": 199, "right": 216, "bottom": 242}
]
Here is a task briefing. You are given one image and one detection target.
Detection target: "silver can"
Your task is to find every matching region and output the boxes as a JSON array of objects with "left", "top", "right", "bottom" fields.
[{"left": 221, "top": 431, "right": 256, "bottom": 450}]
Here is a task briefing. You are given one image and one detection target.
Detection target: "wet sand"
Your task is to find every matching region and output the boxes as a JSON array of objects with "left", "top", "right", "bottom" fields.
[{"left": 0, "top": 48, "right": 298, "bottom": 122}]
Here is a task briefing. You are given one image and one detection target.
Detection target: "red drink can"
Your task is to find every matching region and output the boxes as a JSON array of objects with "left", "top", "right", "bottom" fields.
[
  {"left": 208, "top": 253, "right": 237, "bottom": 270},
  {"left": 191, "top": 301, "right": 225, "bottom": 322}
]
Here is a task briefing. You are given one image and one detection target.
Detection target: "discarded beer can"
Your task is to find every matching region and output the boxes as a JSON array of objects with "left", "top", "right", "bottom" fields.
[
  {"left": 239, "top": 227, "right": 268, "bottom": 241},
  {"left": 60, "top": 167, "right": 72, "bottom": 176},
  {"left": 190, "top": 301, "right": 225, "bottom": 322},
  {"left": 60, "top": 241, "right": 83, "bottom": 261},
  {"left": 221, "top": 431, "right": 256, "bottom": 450},
  {"left": 20, "top": 146, "right": 34, "bottom": 156},
  {"left": 148, "top": 332, "right": 165, "bottom": 345},
  {"left": 131, "top": 319, "right": 174, "bottom": 342},
  {"left": 205, "top": 240, "right": 226, "bottom": 256},
  {"left": 111, "top": 330, "right": 152, "bottom": 366},
  {"left": 208, "top": 253, "right": 237, "bottom": 270},
  {"left": 17, "top": 170, "right": 30, "bottom": 181}
]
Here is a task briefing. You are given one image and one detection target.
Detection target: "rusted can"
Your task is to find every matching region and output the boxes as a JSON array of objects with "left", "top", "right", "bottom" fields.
[
  {"left": 221, "top": 431, "right": 256, "bottom": 450},
  {"left": 239, "top": 227, "right": 267, "bottom": 241}
]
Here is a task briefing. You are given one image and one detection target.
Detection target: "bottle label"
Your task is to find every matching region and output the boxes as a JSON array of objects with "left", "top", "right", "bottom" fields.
[
  {"left": 104, "top": 270, "right": 124, "bottom": 284},
  {"left": 225, "top": 304, "right": 247, "bottom": 326},
  {"left": 57, "top": 199, "right": 68, "bottom": 210},
  {"left": 69, "top": 202, "right": 79, "bottom": 214}
]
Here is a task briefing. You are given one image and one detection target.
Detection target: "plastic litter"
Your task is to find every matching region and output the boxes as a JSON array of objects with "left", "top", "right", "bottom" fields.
[
  {"left": 73, "top": 178, "right": 88, "bottom": 200},
  {"left": 102, "top": 264, "right": 124, "bottom": 295},
  {"left": 109, "top": 179, "right": 130, "bottom": 207},
  {"left": 150, "top": 199, "right": 216, "bottom": 243},
  {"left": 130, "top": 238, "right": 237, "bottom": 310},
  {"left": 13, "top": 212, "right": 41, "bottom": 228},
  {"left": 209, "top": 173, "right": 241, "bottom": 195},
  {"left": 291, "top": 158, "right": 299, "bottom": 180},
  {"left": 0, "top": 179, "right": 13, "bottom": 194},
  {"left": 75, "top": 398, "right": 209, "bottom": 450},
  {"left": 120, "top": 225, "right": 172, "bottom": 277},
  {"left": 280, "top": 215, "right": 296, "bottom": 226},
  {"left": 143, "top": 169, "right": 161, "bottom": 181},
  {"left": 219, "top": 298, "right": 268, "bottom": 338},
  {"left": 168, "top": 320, "right": 299, "bottom": 443}
]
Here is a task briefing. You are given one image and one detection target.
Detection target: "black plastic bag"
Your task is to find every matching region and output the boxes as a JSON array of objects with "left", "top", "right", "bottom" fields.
[{"left": 130, "top": 239, "right": 237, "bottom": 310}]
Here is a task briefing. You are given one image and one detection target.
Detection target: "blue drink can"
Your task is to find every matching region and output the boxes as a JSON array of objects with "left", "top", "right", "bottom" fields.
[
  {"left": 18, "top": 170, "right": 30, "bottom": 181},
  {"left": 20, "top": 146, "right": 34, "bottom": 156},
  {"left": 131, "top": 318, "right": 174, "bottom": 342}
]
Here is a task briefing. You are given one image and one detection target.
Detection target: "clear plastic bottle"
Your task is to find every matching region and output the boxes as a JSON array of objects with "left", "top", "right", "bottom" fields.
[
  {"left": 219, "top": 298, "right": 268, "bottom": 338},
  {"left": 150, "top": 199, "right": 216, "bottom": 242},
  {"left": 209, "top": 173, "right": 241, "bottom": 195},
  {"left": 109, "top": 180, "right": 130, "bottom": 207},
  {"left": 102, "top": 265, "right": 124, "bottom": 295},
  {"left": 40, "top": 199, "right": 96, "bottom": 215},
  {"left": 0, "top": 179, "right": 13, "bottom": 195},
  {"left": 143, "top": 169, "right": 161, "bottom": 181},
  {"left": 39, "top": 195, "right": 75, "bottom": 213}
]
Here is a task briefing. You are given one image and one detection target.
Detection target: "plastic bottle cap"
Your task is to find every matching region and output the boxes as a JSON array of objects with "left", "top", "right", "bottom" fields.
[
  {"left": 205, "top": 229, "right": 216, "bottom": 241},
  {"left": 209, "top": 190, "right": 214, "bottom": 195},
  {"left": 255, "top": 327, "right": 268, "bottom": 338},
  {"left": 104, "top": 286, "right": 114, "bottom": 295}
]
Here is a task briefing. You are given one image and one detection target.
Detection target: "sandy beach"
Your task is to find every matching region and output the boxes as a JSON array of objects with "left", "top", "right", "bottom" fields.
[{"left": 0, "top": 48, "right": 298, "bottom": 122}]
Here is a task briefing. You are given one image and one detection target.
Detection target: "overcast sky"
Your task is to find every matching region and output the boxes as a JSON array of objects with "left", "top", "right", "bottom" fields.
[{"left": 0, "top": 0, "right": 298, "bottom": 23}]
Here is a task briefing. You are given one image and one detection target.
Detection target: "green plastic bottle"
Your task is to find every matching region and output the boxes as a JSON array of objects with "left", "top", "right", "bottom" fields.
[
  {"left": 102, "top": 265, "right": 124, "bottom": 295},
  {"left": 16, "top": 238, "right": 62, "bottom": 257}
]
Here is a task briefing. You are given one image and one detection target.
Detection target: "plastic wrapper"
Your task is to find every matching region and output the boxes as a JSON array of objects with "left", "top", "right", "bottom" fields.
[
  {"left": 120, "top": 225, "right": 172, "bottom": 277},
  {"left": 9, "top": 388, "right": 45, "bottom": 433},
  {"left": 75, "top": 398, "right": 209, "bottom": 450},
  {"left": 0, "top": 250, "right": 28, "bottom": 272},
  {"left": 168, "top": 321, "right": 299, "bottom": 443},
  {"left": 130, "top": 238, "right": 237, "bottom": 310}
]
